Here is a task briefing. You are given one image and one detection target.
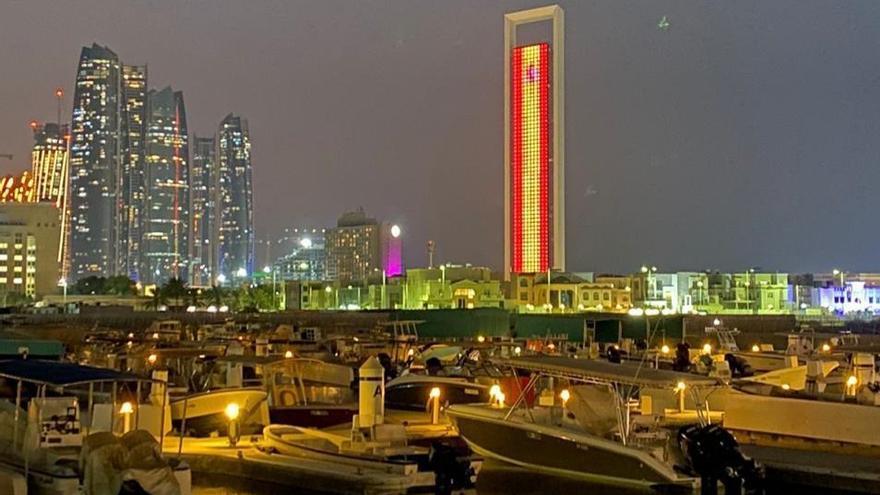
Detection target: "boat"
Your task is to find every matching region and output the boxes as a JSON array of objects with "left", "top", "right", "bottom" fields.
[
  {"left": 0, "top": 359, "right": 191, "bottom": 495},
  {"left": 447, "top": 356, "right": 763, "bottom": 493},
  {"left": 170, "top": 387, "right": 268, "bottom": 436},
  {"left": 264, "top": 424, "right": 480, "bottom": 493},
  {"left": 215, "top": 354, "right": 359, "bottom": 428},
  {"left": 385, "top": 374, "right": 492, "bottom": 411}
]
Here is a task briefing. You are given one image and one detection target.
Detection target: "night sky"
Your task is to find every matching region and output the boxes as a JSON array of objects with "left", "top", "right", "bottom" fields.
[{"left": 1, "top": 1, "right": 879, "bottom": 274}]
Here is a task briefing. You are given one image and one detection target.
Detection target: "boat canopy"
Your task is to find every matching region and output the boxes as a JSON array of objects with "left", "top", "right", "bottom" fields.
[
  {"left": 0, "top": 359, "right": 154, "bottom": 387},
  {"left": 501, "top": 356, "right": 720, "bottom": 389},
  {"left": 216, "top": 354, "right": 294, "bottom": 366}
]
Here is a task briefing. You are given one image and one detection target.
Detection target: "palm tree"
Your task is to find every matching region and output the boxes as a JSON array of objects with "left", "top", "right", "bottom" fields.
[{"left": 161, "top": 278, "right": 188, "bottom": 309}]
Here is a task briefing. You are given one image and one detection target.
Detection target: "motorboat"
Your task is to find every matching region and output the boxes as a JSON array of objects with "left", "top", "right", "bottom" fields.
[
  {"left": 264, "top": 423, "right": 480, "bottom": 493},
  {"left": 385, "top": 374, "right": 491, "bottom": 411},
  {"left": 447, "top": 356, "right": 763, "bottom": 493},
  {"left": 170, "top": 387, "right": 268, "bottom": 436},
  {"left": 214, "top": 354, "right": 359, "bottom": 428},
  {"left": 0, "top": 359, "right": 191, "bottom": 494}
]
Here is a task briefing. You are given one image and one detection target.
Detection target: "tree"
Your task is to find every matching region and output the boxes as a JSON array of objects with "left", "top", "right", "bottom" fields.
[
  {"left": 105, "top": 275, "right": 137, "bottom": 295},
  {"left": 72, "top": 276, "right": 106, "bottom": 295},
  {"left": 160, "top": 278, "right": 188, "bottom": 308}
]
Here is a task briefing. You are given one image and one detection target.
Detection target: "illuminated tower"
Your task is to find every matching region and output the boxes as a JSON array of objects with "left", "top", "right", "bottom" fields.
[
  {"left": 142, "top": 87, "right": 189, "bottom": 285},
  {"left": 120, "top": 65, "right": 148, "bottom": 281},
  {"left": 215, "top": 114, "right": 253, "bottom": 281},
  {"left": 504, "top": 6, "right": 564, "bottom": 278},
  {"left": 189, "top": 136, "right": 215, "bottom": 286},
  {"left": 30, "top": 121, "right": 70, "bottom": 278},
  {"left": 69, "top": 44, "right": 122, "bottom": 279}
]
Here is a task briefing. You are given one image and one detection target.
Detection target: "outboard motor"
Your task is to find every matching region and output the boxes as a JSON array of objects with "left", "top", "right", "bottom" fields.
[
  {"left": 427, "top": 437, "right": 480, "bottom": 495},
  {"left": 673, "top": 343, "right": 691, "bottom": 372},
  {"left": 678, "top": 424, "right": 764, "bottom": 495}
]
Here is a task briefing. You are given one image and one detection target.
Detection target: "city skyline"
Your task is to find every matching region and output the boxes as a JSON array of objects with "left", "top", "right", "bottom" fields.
[{"left": 3, "top": 1, "right": 880, "bottom": 274}]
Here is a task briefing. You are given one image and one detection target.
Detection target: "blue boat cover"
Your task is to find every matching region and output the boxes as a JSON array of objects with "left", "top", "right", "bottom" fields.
[{"left": 0, "top": 359, "right": 149, "bottom": 386}]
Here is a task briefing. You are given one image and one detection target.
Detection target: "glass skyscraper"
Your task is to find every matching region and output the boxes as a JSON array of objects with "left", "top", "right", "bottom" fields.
[
  {"left": 189, "top": 136, "right": 215, "bottom": 286},
  {"left": 120, "top": 65, "right": 148, "bottom": 281},
  {"left": 216, "top": 114, "right": 253, "bottom": 281},
  {"left": 142, "top": 87, "right": 189, "bottom": 285},
  {"left": 69, "top": 44, "right": 121, "bottom": 279}
]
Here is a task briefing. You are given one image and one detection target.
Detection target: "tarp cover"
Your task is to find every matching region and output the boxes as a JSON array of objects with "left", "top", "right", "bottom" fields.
[{"left": 0, "top": 360, "right": 148, "bottom": 387}]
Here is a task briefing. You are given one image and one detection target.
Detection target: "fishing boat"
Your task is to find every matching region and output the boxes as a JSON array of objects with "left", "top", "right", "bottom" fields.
[
  {"left": 0, "top": 359, "right": 191, "bottom": 495},
  {"left": 211, "top": 354, "right": 359, "bottom": 428},
  {"left": 448, "top": 356, "right": 763, "bottom": 493}
]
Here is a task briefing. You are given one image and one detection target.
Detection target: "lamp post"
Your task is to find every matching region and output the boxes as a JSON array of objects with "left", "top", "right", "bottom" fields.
[
  {"left": 263, "top": 265, "right": 276, "bottom": 310},
  {"left": 58, "top": 278, "right": 67, "bottom": 306}
]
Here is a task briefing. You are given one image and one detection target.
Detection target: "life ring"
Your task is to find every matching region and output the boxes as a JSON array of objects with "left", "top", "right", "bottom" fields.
[{"left": 278, "top": 388, "right": 298, "bottom": 407}]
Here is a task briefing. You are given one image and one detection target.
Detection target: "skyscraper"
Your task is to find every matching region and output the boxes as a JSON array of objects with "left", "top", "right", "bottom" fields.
[
  {"left": 29, "top": 122, "right": 70, "bottom": 278},
  {"left": 189, "top": 136, "right": 215, "bottom": 286},
  {"left": 504, "top": 6, "right": 565, "bottom": 278},
  {"left": 215, "top": 114, "right": 253, "bottom": 281},
  {"left": 119, "top": 65, "right": 148, "bottom": 281},
  {"left": 69, "top": 44, "right": 121, "bottom": 279},
  {"left": 142, "top": 87, "right": 189, "bottom": 285}
]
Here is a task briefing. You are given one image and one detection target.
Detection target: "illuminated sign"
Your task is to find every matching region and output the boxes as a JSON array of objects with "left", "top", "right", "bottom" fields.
[{"left": 511, "top": 43, "right": 550, "bottom": 273}]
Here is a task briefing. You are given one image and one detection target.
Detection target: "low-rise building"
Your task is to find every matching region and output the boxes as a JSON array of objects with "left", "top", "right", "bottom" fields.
[{"left": 0, "top": 203, "right": 61, "bottom": 301}]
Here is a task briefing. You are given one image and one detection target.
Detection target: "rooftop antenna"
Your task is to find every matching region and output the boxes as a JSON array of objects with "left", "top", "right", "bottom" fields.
[{"left": 55, "top": 88, "right": 64, "bottom": 126}]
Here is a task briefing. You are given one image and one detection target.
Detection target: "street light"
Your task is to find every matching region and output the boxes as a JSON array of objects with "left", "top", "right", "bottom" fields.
[
  {"left": 300, "top": 237, "right": 312, "bottom": 249},
  {"left": 58, "top": 278, "right": 68, "bottom": 305}
]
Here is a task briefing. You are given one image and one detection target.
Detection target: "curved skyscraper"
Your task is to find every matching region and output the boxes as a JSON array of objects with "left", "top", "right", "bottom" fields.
[
  {"left": 143, "top": 87, "right": 189, "bottom": 285},
  {"left": 69, "top": 44, "right": 121, "bottom": 278},
  {"left": 215, "top": 114, "right": 253, "bottom": 281}
]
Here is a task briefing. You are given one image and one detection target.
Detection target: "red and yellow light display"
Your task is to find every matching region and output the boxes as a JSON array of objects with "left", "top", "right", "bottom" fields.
[{"left": 511, "top": 43, "right": 550, "bottom": 273}]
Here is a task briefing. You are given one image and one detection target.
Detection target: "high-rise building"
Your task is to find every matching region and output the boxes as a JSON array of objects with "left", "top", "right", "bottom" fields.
[
  {"left": 30, "top": 123, "right": 69, "bottom": 205},
  {"left": 325, "top": 208, "right": 402, "bottom": 282},
  {"left": 29, "top": 122, "right": 70, "bottom": 278},
  {"left": 190, "top": 136, "right": 215, "bottom": 286},
  {"left": 215, "top": 114, "right": 253, "bottom": 281},
  {"left": 504, "top": 6, "right": 565, "bottom": 278},
  {"left": 119, "top": 65, "right": 148, "bottom": 281},
  {"left": 69, "top": 44, "right": 122, "bottom": 279},
  {"left": 142, "top": 87, "right": 189, "bottom": 285}
]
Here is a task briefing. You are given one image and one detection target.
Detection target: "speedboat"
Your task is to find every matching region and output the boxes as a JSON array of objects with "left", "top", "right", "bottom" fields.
[
  {"left": 448, "top": 356, "right": 763, "bottom": 492},
  {"left": 0, "top": 359, "right": 191, "bottom": 495},
  {"left": 385, "top": 374, "right": 491, "bottom": 411}
]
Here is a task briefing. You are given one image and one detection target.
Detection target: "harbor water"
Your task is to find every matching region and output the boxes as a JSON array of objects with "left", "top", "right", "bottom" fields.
[{"left": 192, "top": 460, "right": 643, "bottom": 494}]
